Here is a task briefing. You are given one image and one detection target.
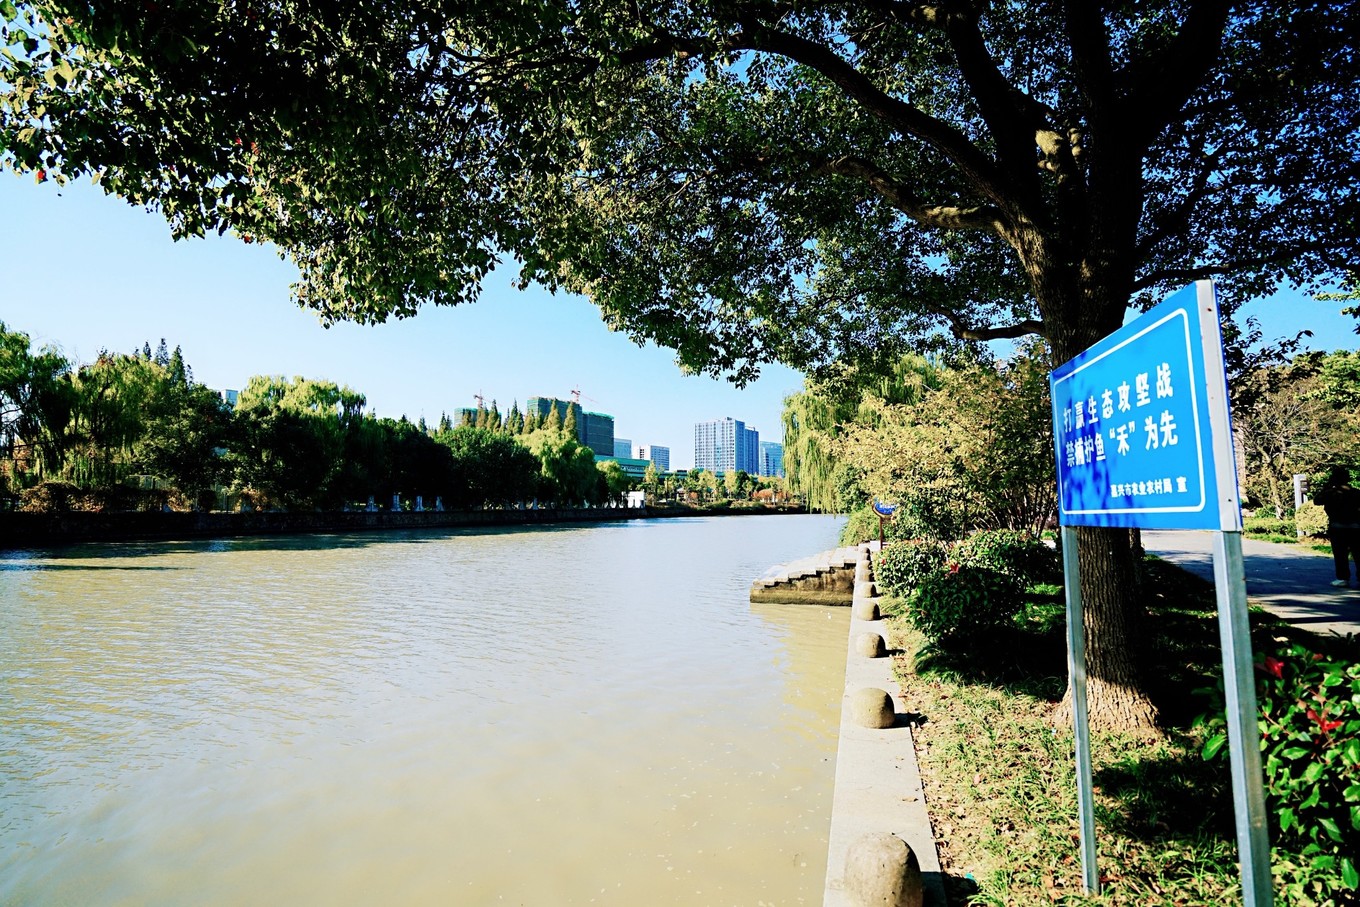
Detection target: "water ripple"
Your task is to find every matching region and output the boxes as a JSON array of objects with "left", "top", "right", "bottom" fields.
[{"left": 2, "top": 514, "right": 847, "bottom": 906}]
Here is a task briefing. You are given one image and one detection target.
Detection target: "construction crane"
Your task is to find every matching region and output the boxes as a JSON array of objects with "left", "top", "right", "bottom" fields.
[
  {"left": 472, "top": 391, "right": 485, "bottom": 408},
  {"left": 569, "top": 386, "right": 600, "bottom": 407}
]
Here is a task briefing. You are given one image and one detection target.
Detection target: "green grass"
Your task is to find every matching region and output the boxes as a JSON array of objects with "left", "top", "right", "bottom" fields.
[
  {"left": 885, "top": 558, "right": 1358, "bottom": 906},
  {"left": 1242, "top": 529, "right": 1334, "bottom": 557}
]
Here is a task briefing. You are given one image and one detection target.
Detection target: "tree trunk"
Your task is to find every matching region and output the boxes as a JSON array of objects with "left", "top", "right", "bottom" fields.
[
  {"left": 1053, "top": 526, "right": 1161, "bottom": 734},
  {"left": 1028, "top": 237, "right": 1162, "bottom": 735}
]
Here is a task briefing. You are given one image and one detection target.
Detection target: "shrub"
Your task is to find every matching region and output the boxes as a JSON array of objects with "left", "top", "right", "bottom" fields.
[
  {"left": 1198, "top": 643, "right": 1360, "bottom": 902},
  {"left": 906, "top": 563, "right": 1024, "bottom": 642},
  {"left": 840, "top": 505, "right": 883, "bottom": 546},
  {"left": 1244, "top": 515, "right": 1296, "bottom": 537},
  {"left": 1296, "top": 502, "right": 1329, "bottom": 539},
  {"left": 875, "top": 539, "right": 949, "bottom": 598},
  {"left": 953, "top": 529, "right": 1060, "bottom": 588},
  {"left": 839, "top": 504, "right": 939, "bottom": 547},
  {"left": 18, "top": 481, "right": 80, "bottom": 513}
]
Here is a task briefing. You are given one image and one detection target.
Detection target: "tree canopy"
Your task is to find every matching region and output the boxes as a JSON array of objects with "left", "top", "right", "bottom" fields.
[{"left": 4, "top": 2, "right": 1357, "bottom": 378}]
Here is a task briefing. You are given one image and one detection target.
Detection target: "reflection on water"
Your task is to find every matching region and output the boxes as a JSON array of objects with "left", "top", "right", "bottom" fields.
[{"left": 1, "top": 515, "right": 848, "bottom": 905}]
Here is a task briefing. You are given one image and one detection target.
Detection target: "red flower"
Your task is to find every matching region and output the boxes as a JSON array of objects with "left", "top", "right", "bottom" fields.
[
  {"left": 948, "top": 562, "right": 961, "bottom": 575},
  {"left": 1306, "top": 706, "right": 1342, "bottom": 734},
  {"left": 1261, "top": 656, "right": 1285, "bottom": 679}
]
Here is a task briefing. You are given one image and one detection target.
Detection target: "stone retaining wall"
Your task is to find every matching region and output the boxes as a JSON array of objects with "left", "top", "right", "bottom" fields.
[{"left": 0, "top": 507, "right": 631, "bottom": 549}]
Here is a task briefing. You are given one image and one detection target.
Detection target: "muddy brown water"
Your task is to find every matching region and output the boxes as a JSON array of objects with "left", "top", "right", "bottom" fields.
[{"left": 1, "top": 514, "right": 849, "bottom": 905}]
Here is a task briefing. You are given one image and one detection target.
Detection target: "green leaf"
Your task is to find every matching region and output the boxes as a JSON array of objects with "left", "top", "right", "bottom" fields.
[
  {"left": 1319, "top": 817, "right": 1342, "bottom": 842},
  {"left": 1281, "top": 746, "right": 1312, "bottom": 760},
  {"left": 1302, "top": 761, "right": 1325, "bottom": 783},
  {"left": 1343, "top": 856, "right": 1359, "bottom": 890},
  {"left": 1202, "top": 732, "right": 1228, "bottom": 761},
  {"left": 0, "top": 0, "right": 17, "bottom": 20}
]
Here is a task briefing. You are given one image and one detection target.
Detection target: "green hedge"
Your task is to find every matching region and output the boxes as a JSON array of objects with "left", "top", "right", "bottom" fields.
[
  {"left": 1244, "top": 515, "right": 1296, "bottom": 537},
  {"left": 952, "top": 529, "right": 1060, "bottom": 588},
  {"left": 906, "top": 564, "right": 1024, "bottom": 641},
  {"left": 874, "top": 539, "right": 949, "bottom": 598}
]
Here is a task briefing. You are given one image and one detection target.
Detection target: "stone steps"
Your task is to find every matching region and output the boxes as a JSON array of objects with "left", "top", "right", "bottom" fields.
[{"left": 749, "top": 544, "right": 870, "bottom": 604}]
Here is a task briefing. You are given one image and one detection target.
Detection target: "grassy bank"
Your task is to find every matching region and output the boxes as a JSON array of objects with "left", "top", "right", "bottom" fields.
[{"left": 883, "top": 559, "right": 1359, "bottom": 906}]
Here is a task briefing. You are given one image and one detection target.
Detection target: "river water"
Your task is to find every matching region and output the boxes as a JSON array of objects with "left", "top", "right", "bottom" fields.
[{"left": 1, "top": 514, "right": 848, "bottom": 905}]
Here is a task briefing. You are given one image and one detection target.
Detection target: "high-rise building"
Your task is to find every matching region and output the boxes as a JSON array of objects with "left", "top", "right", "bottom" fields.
[
  {"left": 759, "top": 441, "right": 785, "bottom": 478},
  {"left": 527, "top": 396, "right": 615, "bottom": 457},
  {"left": 613, "top": 438, "right": 633, "bottom": 459},
  {"left": 694, "top": 418, "right": 759, "bottom": 475},
  {"left": 636, "top": 445, "right": 670, "bottom": 472},
  {"left": 527, "top": 396, "right": 581, "bottom": 431},
  {"left": 582, "top": 411, "right": 615, "bottom": 458}
]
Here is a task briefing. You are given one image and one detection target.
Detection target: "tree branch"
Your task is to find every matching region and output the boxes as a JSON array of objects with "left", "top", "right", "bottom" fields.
[
  {"left": 1063, "top": 1, "right": 1116, "bottom": 111},
  {"left": 914, "top": 295, "right": 1044, "bottom": 341},
  {"left": 952, "top": 318, "right": 1045, "bottom": 342},
  {"left": 722, "top": 24, "right": 1014, "bottom": 209},
  {"left": 1132, "top": 239, "right": 1338, "bottom": 290},
  {"left": 819, "top": 155, "right": 1008, "bottom": 231},
  {"left": 1123, "top": 0, "right": 1232, "bottom": 150},
  {"left": 1136, "top": 143, "right": 1231, "bottom": 257},
  {"left": 942, "top": 6, "right": 1055, "bottom": 195}
]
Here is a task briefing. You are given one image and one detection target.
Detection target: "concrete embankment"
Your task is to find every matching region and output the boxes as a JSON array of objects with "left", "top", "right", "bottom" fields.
[
  {"left": 0, "top": 504, "right": 804, "bottom": 550},
  {"left": 821, "top": 543, "right": 943, "bottom": 906},
  {"left": 753, "top": 542, "right": 943, "bottom": 906}
]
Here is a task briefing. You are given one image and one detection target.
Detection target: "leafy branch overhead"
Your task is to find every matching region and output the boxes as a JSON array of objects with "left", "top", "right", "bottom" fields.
[{"left": 2, "top": 1, "right": 1357, "bottom": 381}]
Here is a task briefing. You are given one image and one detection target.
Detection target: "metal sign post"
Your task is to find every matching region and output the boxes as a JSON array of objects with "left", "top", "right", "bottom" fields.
[
  {"left": 1049, "top": 281, "right": 1271, "bottom": 904},
  {"left": 1214, "top": 531, "right": 1273, "bottom": 903},
  {"left": 1061, "top": 525, "right": 1099, "bottom": 893}
]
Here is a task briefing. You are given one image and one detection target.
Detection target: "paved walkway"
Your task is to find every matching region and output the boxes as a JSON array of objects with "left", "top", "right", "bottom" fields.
[{"left": 1142, "top": 530, "right": 1360, "bottom": 638}]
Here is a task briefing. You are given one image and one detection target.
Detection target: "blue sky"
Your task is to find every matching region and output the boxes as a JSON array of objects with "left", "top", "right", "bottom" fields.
[
  {"left": 2, "top": 175, "right": 1356, "bottom": 470},
  {"left": 1, "top": 176, "right": 807, "bottom": 470}
]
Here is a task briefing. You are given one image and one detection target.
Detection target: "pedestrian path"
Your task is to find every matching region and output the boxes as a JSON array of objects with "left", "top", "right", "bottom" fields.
[{"left": 1142, "top": 530, "right": 1360, "bottom": 638}]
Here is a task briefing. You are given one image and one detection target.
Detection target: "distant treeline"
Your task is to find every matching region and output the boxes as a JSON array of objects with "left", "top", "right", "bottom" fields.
[{"left": 0, "top": 324, "right": 785, "bottom": 512}]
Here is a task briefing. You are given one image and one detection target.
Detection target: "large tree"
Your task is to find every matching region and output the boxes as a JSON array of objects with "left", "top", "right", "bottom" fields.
[{"left": 5, "top": 1, "right": 1358, "bottom": 730}]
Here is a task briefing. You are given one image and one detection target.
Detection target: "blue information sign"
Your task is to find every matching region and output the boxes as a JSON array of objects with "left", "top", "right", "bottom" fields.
[{"left": 1049, "top": 281, "right": 1242, "bottom": 530}]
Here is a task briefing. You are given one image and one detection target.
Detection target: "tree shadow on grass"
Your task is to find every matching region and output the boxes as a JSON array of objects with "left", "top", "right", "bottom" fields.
[
  {"left": 904, "top": 555, "right": 1359, "bottom": 728},
  {"left": 1091, "top": 744, "right": 1235, "bottom": 842},
  {"left": 909, "top": 624, "right": 1068, "bottom": 702}
]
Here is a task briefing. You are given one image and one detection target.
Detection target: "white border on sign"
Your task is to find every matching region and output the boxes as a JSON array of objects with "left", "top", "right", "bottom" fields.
[{"left": 1054, "top": 308, "right": 1208, "bottom": 517}]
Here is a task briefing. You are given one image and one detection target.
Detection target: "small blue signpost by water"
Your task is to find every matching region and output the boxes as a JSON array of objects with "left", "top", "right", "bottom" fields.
[
  {"left": 1050, "top": 281, "right": 1271, "bottom": 905},
  {"left": 872, "top": 498, "right": 897, "bottom": 549}
]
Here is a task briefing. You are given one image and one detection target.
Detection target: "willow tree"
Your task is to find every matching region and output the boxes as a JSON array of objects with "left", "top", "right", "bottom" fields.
[{"left": 5, "top": 1, "right": 1359, "bottom": 729}]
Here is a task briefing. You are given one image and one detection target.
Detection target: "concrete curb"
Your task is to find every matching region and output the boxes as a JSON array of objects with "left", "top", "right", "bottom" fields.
[{"left": 824, "top": 543, "right": 944, "bottom": 906}]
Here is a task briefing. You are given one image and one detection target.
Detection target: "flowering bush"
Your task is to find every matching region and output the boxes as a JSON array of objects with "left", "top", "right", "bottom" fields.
[
  {"left": 952, "top": 529, "right": 1060, "bottom": 588},
  {"left": 874, "top": 539, "right": 949, "bottom": 598},
  {"left": 1198, "top": 642, "right": 1360, "bottom": 903},
  {"left": 906, "top": 563, "right": 1023, "bottom": 642}
]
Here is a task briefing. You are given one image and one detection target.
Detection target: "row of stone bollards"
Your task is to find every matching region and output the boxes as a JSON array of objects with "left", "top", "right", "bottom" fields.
[{"left": 823, "top": 544, "right": 940, "bottom": 907}]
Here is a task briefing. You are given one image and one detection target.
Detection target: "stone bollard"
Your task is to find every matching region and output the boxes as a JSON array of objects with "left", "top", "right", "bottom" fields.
[
  {"left": 854, "top": 580, "right": 878, "bottom": 598},
  {"left": 852, "top": 597, "right": 880, "bottom": 621},
  {"left": 849, "top": 688, "right": 896, "bottom": 729},
  {"left": 855, "top": 561, "right": 871, "bottom": 583},
  {"left": 843, "top": 832, "right": 923, "bottom": 907},
  {"left": 854, "top": 633, "right": 887, "bottom": 658}
]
